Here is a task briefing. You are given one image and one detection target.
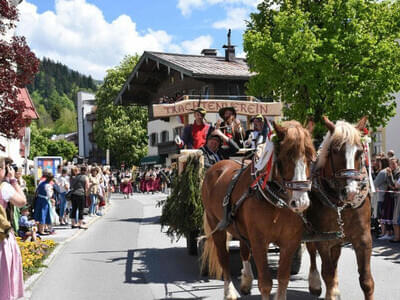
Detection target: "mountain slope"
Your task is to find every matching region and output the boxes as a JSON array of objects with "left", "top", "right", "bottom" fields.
[{"left": 27, "top": 58, "right": 98, "bottom": 133}]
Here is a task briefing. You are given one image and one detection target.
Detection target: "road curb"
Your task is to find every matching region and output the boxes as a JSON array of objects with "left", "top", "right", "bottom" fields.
[{"left": 23, "top": 202, "right": 113, "bottom": 296}]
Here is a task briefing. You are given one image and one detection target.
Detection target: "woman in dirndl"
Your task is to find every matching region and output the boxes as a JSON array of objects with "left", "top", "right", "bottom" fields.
[
  {"left": 0, "top": 157, "right": 27, "bottom": 300},
  {"left": 34, "top": 172, "right": 54, "bottom": 235}
]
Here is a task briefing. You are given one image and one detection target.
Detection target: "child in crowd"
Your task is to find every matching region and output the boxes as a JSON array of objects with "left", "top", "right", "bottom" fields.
[{"left": 18, "top": 207, "right": 37, "bottom": 241}]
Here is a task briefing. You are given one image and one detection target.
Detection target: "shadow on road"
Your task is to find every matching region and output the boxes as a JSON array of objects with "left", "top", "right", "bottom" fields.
[
  {"left": 339, "top": 237, "right": 400, "bottom": 265},
  {"left": 371, "top": 238, "right": 400, "bottom": 264},
  {"left": 107, "top": 216, "right": 160, "bottom": 225}
]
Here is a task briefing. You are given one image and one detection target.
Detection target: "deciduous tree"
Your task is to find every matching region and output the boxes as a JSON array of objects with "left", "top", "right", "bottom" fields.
[
  {"left": 0, "top": 0, "right": 39, "bottom": 140},
  {"left": 244, "top": 0, "right": 400, "bottom": 139},
  {"left": 94, "top": 55, "right": 148, "bottom": 167}
]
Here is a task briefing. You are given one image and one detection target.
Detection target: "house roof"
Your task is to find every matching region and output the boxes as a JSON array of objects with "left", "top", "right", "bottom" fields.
[
  {"left": 146, "top": 52, "right": 252, "bottom": 79},
  {"left": 115, "top": 51, "right": 253, "bottom": 105},
  {"left": 18, "top": 88, "right": 39, "bottom": 120}
]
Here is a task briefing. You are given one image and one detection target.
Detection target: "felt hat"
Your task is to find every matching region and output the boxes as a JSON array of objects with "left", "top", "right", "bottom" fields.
[
  {"left": 206, "top": 132, "right": 222, "bottom": 145},
  {"left": 191, "top": 107, "right": 207, "bottom": 116},
  {"left": 218, "top": 106, "right": 236, "bottom": 119}
]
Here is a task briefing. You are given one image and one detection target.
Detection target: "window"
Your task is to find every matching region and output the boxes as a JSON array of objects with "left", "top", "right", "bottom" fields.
[
  {"left": 150, "top": 133, "right": 158, "bottom": 147},
  {"left": 202, "top": 86, "right": 209, "bottom": 98},
  {"left": 174, "top": 126, "right": 183, "bottom": 138},
  {"left": 161, "top": 130, "right": 169, "bottom": 143},
  {"left": 372, "top": 132, "right": 382, "bottom": 155},
  {"left": 373, "top": 132, "right": 382, "bottom": 143}
]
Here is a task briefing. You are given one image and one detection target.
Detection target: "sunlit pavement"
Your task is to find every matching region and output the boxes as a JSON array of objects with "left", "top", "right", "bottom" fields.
[{"left": 28, "top": 193, "right": 400, "bottom": 300}]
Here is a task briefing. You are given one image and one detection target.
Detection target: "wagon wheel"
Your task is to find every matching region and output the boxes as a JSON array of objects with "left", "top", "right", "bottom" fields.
[
  {"left": 186, "top": 230, "right": 199, "bottom": 256},
  {"left": 290, "top": 244, "right": 304, "bottom": 275}
]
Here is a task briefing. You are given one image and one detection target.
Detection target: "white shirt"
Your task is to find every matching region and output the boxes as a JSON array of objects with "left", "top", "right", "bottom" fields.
[
  {"left": 57, "top": 176, "right": 70, "bottom": 193},
  {"left": 1, "top": 182, "right": 16, "bottom": 202}
]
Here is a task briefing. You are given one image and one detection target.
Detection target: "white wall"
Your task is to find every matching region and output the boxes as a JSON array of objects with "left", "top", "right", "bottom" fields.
[
  {"left": 77, "top": 91, "right": 95, "bottom": 158},
  {"left": 0, "top": 136, "right": 23, "bottom": 166},
  {"left": 384, "top": 92, "right": 400, "bottom": 155}
]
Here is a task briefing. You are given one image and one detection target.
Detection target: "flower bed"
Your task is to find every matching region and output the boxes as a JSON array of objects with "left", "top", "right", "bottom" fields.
[{"left": 16, "top": 237, "right": 57, "bottom": 279}]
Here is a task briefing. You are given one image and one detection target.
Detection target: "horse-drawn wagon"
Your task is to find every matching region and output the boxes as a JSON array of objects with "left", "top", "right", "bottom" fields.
[
  {"left": 155, "top": 96, "right": 301, "bottom": 271},
  {"left": 156, "top": 97, "right": 375, "bottom": 299}
]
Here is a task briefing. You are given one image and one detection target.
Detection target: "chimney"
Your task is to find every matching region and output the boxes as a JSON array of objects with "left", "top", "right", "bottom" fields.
[
  {"left": 223, "top": 29, "right": 235, "bottom": 62},
  {"left": 201, "top": 49, "right": 217, "bottom": 56}
]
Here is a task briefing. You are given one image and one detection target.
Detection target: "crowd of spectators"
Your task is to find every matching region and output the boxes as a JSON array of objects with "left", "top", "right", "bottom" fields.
[
  {"left": 28, "top": 164, "right": 114, "bottom": 236},
  {"left": 372, "top": 150, "right": 400, "bottom": 243}
]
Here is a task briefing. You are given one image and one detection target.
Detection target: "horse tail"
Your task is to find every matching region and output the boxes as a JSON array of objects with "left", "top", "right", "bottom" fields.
[{"left": 201, "top": 213, "right": 228, "bottom": 279}]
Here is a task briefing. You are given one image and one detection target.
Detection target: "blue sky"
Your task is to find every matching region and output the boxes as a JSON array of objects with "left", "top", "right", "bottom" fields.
[{"left": 17, "top": 0, "right": 261, "bottom": 79}]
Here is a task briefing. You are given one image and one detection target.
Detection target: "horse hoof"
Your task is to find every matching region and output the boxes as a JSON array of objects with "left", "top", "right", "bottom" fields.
[
  {"left": 240, "top": 286, "right": 251, "bottom": 296},
  {"left": 309, "top": 287, "right": 322, "bottom": 296},
  {"left": 239, "top": 275, "right": 253, "bottom": 295}
]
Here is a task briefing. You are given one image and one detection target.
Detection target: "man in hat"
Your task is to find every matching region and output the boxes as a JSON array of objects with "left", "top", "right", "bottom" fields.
[
  {"left": 200, "top": 129, "right": 240, "bottom": 169},
  {"left": 244, "top": 114, "right": 272, "bottom": 149},
  {"left": 216, "top": 106, "right": 244, "bottom": 147},
  {"left": 175, "top": 107, "right": 212, "bottom": 149}
]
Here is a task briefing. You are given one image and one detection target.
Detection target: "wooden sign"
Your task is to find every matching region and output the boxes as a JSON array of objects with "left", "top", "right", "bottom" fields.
[{"left": 152, "top": 99, "right": 282, "bottom": 117}]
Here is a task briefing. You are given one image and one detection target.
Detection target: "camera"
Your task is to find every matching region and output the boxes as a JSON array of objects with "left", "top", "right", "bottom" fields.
[{"left": 5, "top": 163, "right": 18, "bottom": 177}]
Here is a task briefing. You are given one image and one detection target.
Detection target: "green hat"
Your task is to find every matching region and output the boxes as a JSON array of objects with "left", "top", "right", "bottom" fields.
[
  {"left": 20, "top": 205, "right": 30, "bottom": 211},
  {"left": 250, "top": 114, "right": 264, "bottom": 122},
  {"left": 191, "top": 107, "right": 207, "bottom": 116}
]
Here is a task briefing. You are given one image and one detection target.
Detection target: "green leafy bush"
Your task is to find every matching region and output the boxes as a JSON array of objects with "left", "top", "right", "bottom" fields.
[{"left": 159, "top": 156, "right": 204, "bottom": 240}]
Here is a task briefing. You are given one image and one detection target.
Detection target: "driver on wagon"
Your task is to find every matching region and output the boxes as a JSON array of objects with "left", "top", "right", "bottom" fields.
[{"left": 200, "top": 129, "right": 240, "bottom": 169}]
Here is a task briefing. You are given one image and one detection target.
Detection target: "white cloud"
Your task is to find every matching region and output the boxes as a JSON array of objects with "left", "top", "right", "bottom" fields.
[
  {"left": 180, "top": 35, "right": 213, "bottom": 54},
  {"left": 177, "top": 0, "right": 262, "bottom": 34},
  {"left": 212, "top": 7, "right": 248, "bottom": 30},
  {"left": 16, "top": 0, "right": 211, "bottom": 80},
  {"left": 177, "top": 0, "right": 262, "bottom": 16},
  {"left": 177, "top": 0, "right": 205, "bottom": 16}
]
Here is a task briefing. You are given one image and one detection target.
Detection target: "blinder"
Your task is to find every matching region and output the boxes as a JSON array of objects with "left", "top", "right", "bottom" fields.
[
  {"left": 283, "top": 180, "right": 312, "bottom": 192},
  {"left": 334, "top": 169, "right": 362, "bottom": 181}
]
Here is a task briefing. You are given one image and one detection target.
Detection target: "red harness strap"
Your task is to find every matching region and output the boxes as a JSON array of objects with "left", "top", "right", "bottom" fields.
[{"left": 250, "top": 154, "right": 274, "bottom": 189}]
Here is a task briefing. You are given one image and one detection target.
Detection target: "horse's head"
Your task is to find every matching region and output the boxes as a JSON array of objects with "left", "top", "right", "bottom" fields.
[
  {"left": 273, "top": 120, "right": 316, "bottom": 213},
  {"left": 318, "top": 116, "right": 367, "bottom": 205}
]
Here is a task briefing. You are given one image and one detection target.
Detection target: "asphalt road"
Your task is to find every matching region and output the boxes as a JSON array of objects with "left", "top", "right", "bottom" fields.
[{"left": 30, "top": 193, "right": 400, "bottom": 300}]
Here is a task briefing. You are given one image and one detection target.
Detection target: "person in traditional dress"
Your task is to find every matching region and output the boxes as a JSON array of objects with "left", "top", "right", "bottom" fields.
[
  {"left": 244, "top": 114, "right": 272, "bottom": 149},
  {"left": 145, "top": 169, "right": 156, "bottom": 194},
  {"left": 175, "top": 107, "right": 212, "bottom": 149},
  {"left": 34, "top": 172, "right": 54, "bottom": 235},
  {"left": 200, "top": 129, "right": 240, "bottom": 169},
  {"left": 216, "top": 106, "right": 244, "bottom": 147},
  {"left": 0, "top": 157, "right": 27, "bottom": 300}
]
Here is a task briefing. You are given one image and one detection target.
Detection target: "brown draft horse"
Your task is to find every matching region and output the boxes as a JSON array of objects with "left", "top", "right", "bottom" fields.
[
  {"left": 201, "top": 121, "right": 316, "bottom": 300},
  {"left": 306, "top": 116, "right": 374, "bottom": 300}
]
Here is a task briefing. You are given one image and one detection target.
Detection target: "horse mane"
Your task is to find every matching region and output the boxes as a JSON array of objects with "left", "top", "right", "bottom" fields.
[
  {"left": 317, "top": 120, "right": 362, "bottom": 168},
  {"left": 278, "top": 121, "right": 316, "bottom": 161}
]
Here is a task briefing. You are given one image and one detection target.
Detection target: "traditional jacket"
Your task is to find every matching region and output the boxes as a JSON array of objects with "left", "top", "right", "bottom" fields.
[
  {"left": 181, "top": 123, "right": 212, "bottom": 149},
  {"left": 200, "top": 139, "right": 240, "bottom": 169}
]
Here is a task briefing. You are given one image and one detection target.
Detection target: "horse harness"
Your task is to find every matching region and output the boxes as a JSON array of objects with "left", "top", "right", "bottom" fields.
[
  {"left": 215, "top": 152, "right": 313, "bottom": 249},
  {"left": 305, "top": 144, "right": 370, "bottom": 241},
  {"left": 216, "top": 142, "right": 370, "bottom": 245}
]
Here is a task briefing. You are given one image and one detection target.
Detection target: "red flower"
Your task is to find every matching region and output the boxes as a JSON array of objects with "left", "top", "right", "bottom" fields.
[{"left": 363, "top": 128, "right": 369, "bottom": 135}]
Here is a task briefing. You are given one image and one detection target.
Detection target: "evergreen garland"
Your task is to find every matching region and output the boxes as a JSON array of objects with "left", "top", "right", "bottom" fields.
[{"left": 159, "top": 156, "right": 204, "bottom": 240}]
